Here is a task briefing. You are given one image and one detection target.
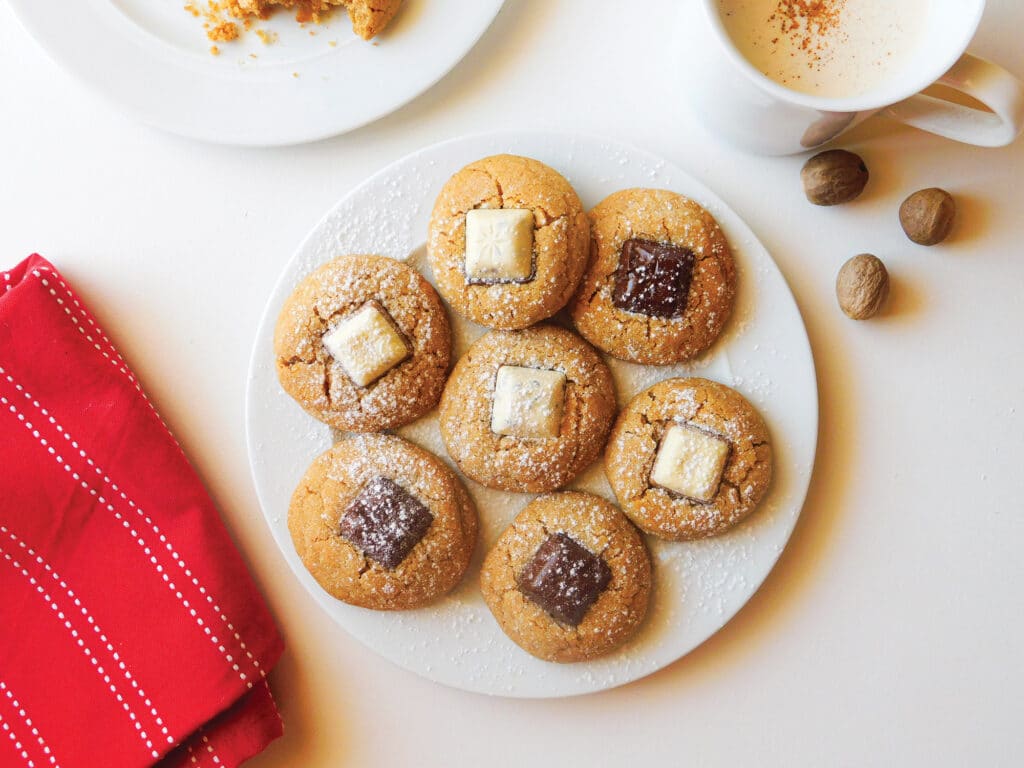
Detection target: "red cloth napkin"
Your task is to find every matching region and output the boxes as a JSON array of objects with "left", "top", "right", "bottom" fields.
[{"left": 0, "top": 255, "right": 284, "bottom": 768}]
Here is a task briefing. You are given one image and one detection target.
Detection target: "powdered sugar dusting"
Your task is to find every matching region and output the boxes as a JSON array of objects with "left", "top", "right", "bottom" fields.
[{"left": 246, "top": 133, "right": 818, "bottom": 697}]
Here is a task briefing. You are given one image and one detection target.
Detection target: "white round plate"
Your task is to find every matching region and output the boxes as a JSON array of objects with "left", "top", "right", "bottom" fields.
[
  {"left": 8, "top": 0, "right": 504, "bottom": 146},
  {"left": 246, "top": 132, "right": 818, "bottom": 697}
]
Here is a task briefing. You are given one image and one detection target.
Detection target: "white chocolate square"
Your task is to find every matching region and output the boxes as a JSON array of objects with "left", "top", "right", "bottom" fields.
[
  {"left": 650, "top": 423, "right": 730, "bottom": 503},
  {"left": 322, "top": 301, "right": 410, "bottom": 387},
  {"left": 490, "top": 365, "right": 566, "bottom": 439},
  {"left": 464, "top": 208, "right": 535, "bottom": 284}
]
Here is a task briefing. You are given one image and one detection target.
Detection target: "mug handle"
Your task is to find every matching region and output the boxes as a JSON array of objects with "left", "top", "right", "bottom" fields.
[{"left": 881, "top": 53, "right": 1024, "bottom": 147}]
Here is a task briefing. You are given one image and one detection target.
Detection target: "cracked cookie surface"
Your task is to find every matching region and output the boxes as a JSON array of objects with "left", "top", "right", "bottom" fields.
[
  {"left": 480, "top": 491, "right": 651, "bottom": 663},
  {"left": 570, "top": 188, "right": 737, "bottom": 364},
  {"left": 274, "top": 254, "right": 451, "bottom": 432},
  {"left": 606, "top": 378, "right": 772, "bottom": 541},
  {"left": 427, "top": 154, "right": 590, "bottom": 329},
  {"left": 438, "top": 324, "right": 616, "bottom": 493},
  {"left": 288, "top": 433, "right": 477, "bottom": 610}
]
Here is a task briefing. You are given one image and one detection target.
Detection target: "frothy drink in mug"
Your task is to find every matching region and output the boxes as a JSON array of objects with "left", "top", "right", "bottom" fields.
[{"left": 717, "top": 0, "right": 929, "bottom": 99}]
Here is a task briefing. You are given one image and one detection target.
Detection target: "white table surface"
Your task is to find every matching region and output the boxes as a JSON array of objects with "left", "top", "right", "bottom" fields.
[{"left": 2, "top": 1, "right": 1022, "bottom": 765}]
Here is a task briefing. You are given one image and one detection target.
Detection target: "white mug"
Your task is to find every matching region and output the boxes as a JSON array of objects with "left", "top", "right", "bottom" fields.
[{"left": 681, "top": 0, "right": 1024, "bottom": 155}]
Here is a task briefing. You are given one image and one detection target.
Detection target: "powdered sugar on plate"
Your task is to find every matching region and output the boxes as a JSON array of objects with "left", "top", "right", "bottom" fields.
[{"left": 245, "top": 132, "right": 818, "bottom": 697}]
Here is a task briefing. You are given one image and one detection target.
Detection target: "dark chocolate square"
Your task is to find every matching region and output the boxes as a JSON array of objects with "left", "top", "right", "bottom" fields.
[
  {"left": 612, "top": 238, "right": 696, "bottom": 319},
  {"left": 516, "top": 532, "right": 612, "bottom": 626},
  {"left": 339, "top": 477, "right": 434, "bottom": 570}
]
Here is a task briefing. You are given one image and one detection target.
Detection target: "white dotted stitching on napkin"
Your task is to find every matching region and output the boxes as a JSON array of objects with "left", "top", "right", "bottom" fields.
[
  {"left": 264, "top": 679, "right": 283, "bottom": 731},
  {"left": 0, "top": 364, "right": 264, "bottom": 684},
  {"left": 1, "top": 527, "right": 173, "bottom": 745},
  {"left": 0, "top": 548, "right": 161, "bottom": 760},
  {"left": 28, "top": 267, "right": 186, "bottom": 462},
  {"left": 201, "top": 734, "right": 222, "bottom": 766},
  {"left": 11, "top": 274, "right": 265, "bottom": 681},
  {"left": 0, "top": 392, "right": 252, "bottom": 690},
  {"left": 27, "top": 270, "right": 131, "bottom": 379},
  {"left": 0, "top": 682, "right": 58, "bottom": 768},
  {"left": 0, "top": 712, "right": 35, "bottom": 768}
]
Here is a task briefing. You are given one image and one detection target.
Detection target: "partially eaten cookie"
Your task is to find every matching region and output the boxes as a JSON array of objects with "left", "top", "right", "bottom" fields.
[{"left": 194, "top": 0, "right": 403, "bottom": 46}]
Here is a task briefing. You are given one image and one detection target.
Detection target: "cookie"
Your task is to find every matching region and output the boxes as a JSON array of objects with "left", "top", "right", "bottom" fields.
[
  {"left": 570, "top": 188, "right": 737, "bottom": 364},
  {"left": 480, "top": 492, "right": 651, "bottom": 663},
  {"left": 427, "top": 154, "right": 590, "bottom": 329},
  {"left": 288, "top": 433, "right": 477, "bottom": 610},
  {"left": 605, "top": 377, "right": 772, "bottom": 540},
  {"left": 438, "top": 324, "right": 616, "bottom": 493},
  {"left": 223, "top": 1, "right": 402, "bottom": 41},
  {"left": 274, "top": 254, "right": 451, "bottom": 433},
  {"left": 343, "top": 0, "right": 403, "bottom": 39}
]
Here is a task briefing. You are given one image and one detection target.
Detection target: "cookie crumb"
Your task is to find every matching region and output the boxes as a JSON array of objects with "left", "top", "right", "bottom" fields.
[
  {"left": 210, "top": 45, "right": 221, "bottom": 55},
  {"left": 208, "top": 20, "right": 240, "bottom": 41},
  {"left": 255, "top": 28, "right": 278, "bottom": 44}
]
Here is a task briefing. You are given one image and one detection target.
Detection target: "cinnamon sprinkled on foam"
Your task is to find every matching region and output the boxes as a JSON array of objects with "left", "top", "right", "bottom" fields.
[{"left": 769, "top": 0, "right": 846, "bottom": 66}]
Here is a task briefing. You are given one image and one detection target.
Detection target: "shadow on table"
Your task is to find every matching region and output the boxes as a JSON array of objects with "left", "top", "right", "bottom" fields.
[{"left": 612, "top": 279, "right": 861, "bottom": 696}]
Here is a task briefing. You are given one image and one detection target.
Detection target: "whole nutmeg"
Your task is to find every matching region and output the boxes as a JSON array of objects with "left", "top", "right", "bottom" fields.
[
  {"left": 900, "top": 187, "right": 955, "bottom": 245},
  {"left": 801, "top": 149, "right": 869, "bottom": 206},
  {"left": 836, "top": 254, "right": 889, "bottom": 320}
]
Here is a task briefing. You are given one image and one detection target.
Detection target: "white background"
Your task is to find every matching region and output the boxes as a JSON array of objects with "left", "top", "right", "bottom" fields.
[{"left": 2, "top": 0, "right": 1022, "bottom": 764}]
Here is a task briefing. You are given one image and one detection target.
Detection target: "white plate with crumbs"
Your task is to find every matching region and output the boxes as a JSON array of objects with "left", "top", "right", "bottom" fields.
[
  {"left": 8, "top": 0, "right": 504, "bottom": 146},
  {"left": 246, "top": 132, "right": 818, "bottom": 697}
]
